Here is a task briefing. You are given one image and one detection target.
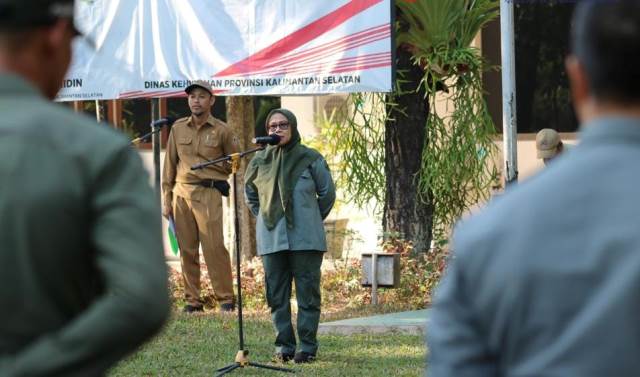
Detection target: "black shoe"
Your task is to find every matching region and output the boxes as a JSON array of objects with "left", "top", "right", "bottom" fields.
[
  {"left": 273, "top": 352, "right": 294, "bottom": 363},
  {"left": 220, "top": 303, "right": 235, "bottom": 312},
  {"left": 294, "top": 352, "right": 316, "bottom": 364},
  {"left": 182, "top": 304, "right": 204, "bottom": 313}
]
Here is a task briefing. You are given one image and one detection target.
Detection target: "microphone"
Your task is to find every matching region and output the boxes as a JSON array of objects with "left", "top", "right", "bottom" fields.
[
  {"left": 131, "top": 117, "right": 176, "bottom": 145},
  {"left": 252, "top": 134, "right": 281, "bottom": 145},
  {"left": 150, "top": 117, "right": 175, "bottom": 128}
]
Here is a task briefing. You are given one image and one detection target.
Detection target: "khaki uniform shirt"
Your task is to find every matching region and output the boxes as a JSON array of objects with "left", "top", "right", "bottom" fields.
[
  {"left": 162, "top": 115, "right": 239, "bottom": 209},
  {"left": 245, "top": 156, "right": 336, "bottom": 255}
]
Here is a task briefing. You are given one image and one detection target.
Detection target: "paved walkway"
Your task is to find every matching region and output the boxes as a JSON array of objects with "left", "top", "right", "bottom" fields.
[{"left": 318, "top": 309, "right": 428, "bottom": 336}]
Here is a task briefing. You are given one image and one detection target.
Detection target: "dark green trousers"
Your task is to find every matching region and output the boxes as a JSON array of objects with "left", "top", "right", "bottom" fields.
[{"left": 261, "top": 250, "right": 323, "bottom": 355}]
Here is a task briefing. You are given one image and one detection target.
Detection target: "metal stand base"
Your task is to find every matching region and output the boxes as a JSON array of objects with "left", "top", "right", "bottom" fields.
[{"left": 215, "top": 350, "right": 295, "bottom": 376}]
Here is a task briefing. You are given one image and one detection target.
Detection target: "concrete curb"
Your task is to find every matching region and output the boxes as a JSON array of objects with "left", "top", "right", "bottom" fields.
[
  {"left": 318, "top": 309, "right": 428, "bottom": 336},
  {"left": 318, "top": 324, "right": 424, "bottom": 335}
]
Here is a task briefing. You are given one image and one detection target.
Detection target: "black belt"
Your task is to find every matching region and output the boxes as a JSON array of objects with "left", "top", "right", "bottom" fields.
[{"left": 187, "top": 179, "right": 230, "bottom": 197}]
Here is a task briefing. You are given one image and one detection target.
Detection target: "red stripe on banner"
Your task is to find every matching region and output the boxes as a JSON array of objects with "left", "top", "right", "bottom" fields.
[
  {"left": 263, "top": 24, "right": 389, "bottom": 69},
  {"left": 222, "top": 33, "right": 389, "bottom": 77},
  {"left": 119, "top": 90, "right": 145, "bottom": 97},
  {"left": 232, "top": 51, "right": 391, "bottom": 77},
  {"left": 157, "top": 92, "right": 187, "bottom": 98},
  {"left": 156, "top": 89, "right": 227, "bottom": 98},
  {"left": 153, "top": 90, "right": 185, "bottom": 98},
  {"left": 258, "top": 60, "right": 392, "bottom": 81},
  {"left": 259, "top": 31, "right": 391, "bottom": 74},
  {"left": 214, "top": 0, "right": 383, "bottom": 77},
  {"left": 118, "top": 90, "right": 164, "bottom": 99},
  {"left": 118, "top": 88, "right": 229, "bottom": 99},
  {"left": 119, "top": 90, "right": 169, "bottom": 99},
  {"left": 273, "top": 56, "right": 391, "bottom": 77},
  {"left": 236, "top": 57, "right": 389, "bottom": 80},
  {"left": 327, "top": 61, "right": 391, "bottom": 75},
  {"left": 233, "top": 32, "right": 391, "bottom": 77}
]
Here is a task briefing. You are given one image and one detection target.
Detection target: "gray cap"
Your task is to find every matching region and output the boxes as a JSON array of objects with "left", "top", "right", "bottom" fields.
[
  {"left": 536, "top": 128, "right": 561, "bottom": 159},
  {"left": 185, "top": 80, "right": 214, "bottom": 96},
  {"left": 0, "top": 0, "right": 80, "bottom": 35}
]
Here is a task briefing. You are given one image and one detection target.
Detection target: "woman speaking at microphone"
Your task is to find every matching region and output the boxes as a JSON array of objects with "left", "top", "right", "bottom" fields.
[{"left": 244, "top": 108, "right": 335, "bottom": 364}]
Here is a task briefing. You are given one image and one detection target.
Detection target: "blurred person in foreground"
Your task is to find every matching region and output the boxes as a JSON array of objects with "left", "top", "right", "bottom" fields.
[
  {"left": 0, "top": 1, "right": 169, "bottom": 376},
  {"left": 244, "top": 109, "right": 335, "bottom": 364},
  {"left": 427, "top": 1, "right": 640, "bottom": 376}
]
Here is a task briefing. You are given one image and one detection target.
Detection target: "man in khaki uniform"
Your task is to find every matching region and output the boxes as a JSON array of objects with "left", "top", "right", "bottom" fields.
[{"left": 162, "top": 80, "right": 238, "bottom": 313}]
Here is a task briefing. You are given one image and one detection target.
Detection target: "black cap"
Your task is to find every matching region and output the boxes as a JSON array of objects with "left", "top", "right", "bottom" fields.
[{"left": 0, "top": 0, "right": 80, "bottom": 36}]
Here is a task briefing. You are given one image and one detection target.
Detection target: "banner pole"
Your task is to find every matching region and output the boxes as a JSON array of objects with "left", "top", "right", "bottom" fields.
[
  {"left": 500, "top": 0, "right": 518, "bottom": 185},
  {"left": 151, "top": 98, "right": 161, "bottom": 200},
  {"left": 95, "top": 100, "right": 101, "bottom": 122}
]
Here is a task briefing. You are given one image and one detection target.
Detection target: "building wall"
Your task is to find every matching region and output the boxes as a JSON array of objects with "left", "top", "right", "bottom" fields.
[
  {"left": 494, "top": 132, "right": 578, "bottom": 181},
  {"left": 281, "top": 97, "right": 317, "bottom": 139}
]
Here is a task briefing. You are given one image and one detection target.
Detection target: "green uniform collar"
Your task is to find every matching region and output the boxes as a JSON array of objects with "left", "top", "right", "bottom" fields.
[{"left": 0, "top": 73, "right": 42, "bottom": 97}]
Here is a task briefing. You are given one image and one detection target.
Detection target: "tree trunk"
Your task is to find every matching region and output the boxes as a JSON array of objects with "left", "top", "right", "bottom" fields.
[
  {"left": 225, "top": 96, "right": 257, "bottom": 261},
  {"left": 383, "top": 45, "right": 434, "bottom": 253}
]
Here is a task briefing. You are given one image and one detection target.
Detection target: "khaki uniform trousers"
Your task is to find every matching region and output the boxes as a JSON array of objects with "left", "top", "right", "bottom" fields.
[{"left": 173, "top": 188, "right": 234, "bottom": 306}]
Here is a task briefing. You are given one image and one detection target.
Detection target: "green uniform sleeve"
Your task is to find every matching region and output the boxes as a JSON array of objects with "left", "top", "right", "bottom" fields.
[
  {"left": 310, "top": 157, "right": 336, "bottom": 220},
  {"left": 7, "top": 145, "right": 170, "bottom": 377},
  {"left": 244, "top": 159, "right": 261, "bottom": 217},
  {"left": 427, "top": 255, "right": 497, "bottom": 377}
]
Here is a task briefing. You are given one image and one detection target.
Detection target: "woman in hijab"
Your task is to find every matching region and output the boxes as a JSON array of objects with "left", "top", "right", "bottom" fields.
[{"left": 244, "top": 108, "right": 336, "bottom": 364}]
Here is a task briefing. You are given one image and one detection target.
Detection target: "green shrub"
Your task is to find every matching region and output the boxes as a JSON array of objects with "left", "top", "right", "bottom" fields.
[{"left": 168, "top": 238, "right": 448, "bottom": 313}]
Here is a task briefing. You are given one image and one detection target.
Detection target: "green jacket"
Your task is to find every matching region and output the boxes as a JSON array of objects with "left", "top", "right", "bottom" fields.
[
  {"left": 244, "top": 156, "right": 336, "bottom": 255},
  {"left": 0, "top": 74, "right": 169, "bottom": 376}
]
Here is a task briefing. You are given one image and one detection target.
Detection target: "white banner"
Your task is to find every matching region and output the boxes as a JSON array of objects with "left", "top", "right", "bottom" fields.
[{"left": 55, "top": 0, "right": 392, "bottom": 101}]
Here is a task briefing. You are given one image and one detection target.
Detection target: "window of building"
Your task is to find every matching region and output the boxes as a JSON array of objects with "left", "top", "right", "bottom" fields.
[
  {"left": 121, "top": 99, "right": 152, "bottom": 141},
  {"left": 483, "top": 1, "right": 578, "bottom": 134}
]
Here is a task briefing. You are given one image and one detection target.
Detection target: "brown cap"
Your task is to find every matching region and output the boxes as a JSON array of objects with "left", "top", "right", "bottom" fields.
[
  {"left": 536, "top": 128, "right": 561, "bottom": 159},
  {"left": 185, "top": 80, "right": 213, "bottom": 95}
]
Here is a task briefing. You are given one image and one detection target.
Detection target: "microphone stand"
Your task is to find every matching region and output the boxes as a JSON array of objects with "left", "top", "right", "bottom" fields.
[
  {"left": 191, "top": 145, "right": 295, "bottom": 376},
  {"left": 130, "top": 124, "right": 166, "bottom": 145}
]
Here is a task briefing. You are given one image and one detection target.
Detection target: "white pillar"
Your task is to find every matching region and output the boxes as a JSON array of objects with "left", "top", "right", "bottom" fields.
[{"left": 501, "top": 0, "right": 518, "bottom": 185}]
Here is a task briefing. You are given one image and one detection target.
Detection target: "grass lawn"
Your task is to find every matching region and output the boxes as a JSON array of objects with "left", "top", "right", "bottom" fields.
[{"left": 108, "top": 309, "right": 426, "bottom": 376}]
